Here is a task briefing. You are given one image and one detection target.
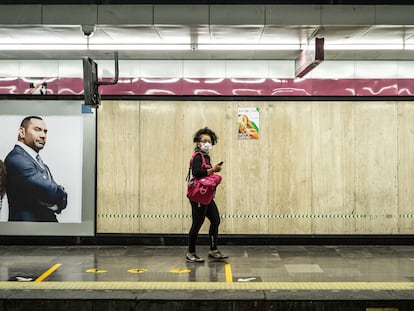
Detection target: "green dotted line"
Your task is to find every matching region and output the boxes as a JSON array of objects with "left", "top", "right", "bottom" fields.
[
  {"left": 98, "top": 214, "right": 414, "bottom": 219},
  {"left": 98, "top": 214, "right": 192, "bottom": 219},
  {"left": 220, "top": 214, "right": 367, "bottom": 219},
  {"left": 97, "top": 214, "right": 394, "bottom": 219},
  {"left": 399, "top": 214, "right": 414, "bottom": 218}
]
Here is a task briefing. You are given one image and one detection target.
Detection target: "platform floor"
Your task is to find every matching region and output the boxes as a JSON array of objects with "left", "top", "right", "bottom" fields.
[{"left": 0, "top": 244, "right": 413, "bottom": 310}]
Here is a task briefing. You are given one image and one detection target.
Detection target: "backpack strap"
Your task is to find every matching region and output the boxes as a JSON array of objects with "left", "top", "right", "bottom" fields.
[
  {"left": 186, "top": 152, "right": 199, "bottom": 182},
  {"left": 189, "top": 152, "right": 199, "bottom": 167}
]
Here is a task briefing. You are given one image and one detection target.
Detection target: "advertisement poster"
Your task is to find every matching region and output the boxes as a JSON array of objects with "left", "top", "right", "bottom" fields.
[
  {"left": 0, "top": 100, "right": 95, "bottom": 236},
  {"left": 0, "top": 115, "right": 83, "bottom": 224},
  {"left": 238, "top": 107, "right": 260, "bottom": 140}
]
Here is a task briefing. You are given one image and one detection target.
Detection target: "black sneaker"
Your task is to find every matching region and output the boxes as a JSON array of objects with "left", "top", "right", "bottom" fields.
[
  {"left": 186, "top": 253, "right": 205, "bottom": 263},
  {"left": 208, "top": 251, "right": 229, "bottom": 260}
]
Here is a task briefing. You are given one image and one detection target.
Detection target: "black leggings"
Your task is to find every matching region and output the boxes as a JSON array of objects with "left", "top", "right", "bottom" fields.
[{"left": 188, "top": 200, "right": 221, "bottom": 254}]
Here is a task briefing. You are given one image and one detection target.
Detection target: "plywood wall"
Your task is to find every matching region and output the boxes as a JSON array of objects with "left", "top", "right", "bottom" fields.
[{"left": 97, "top": 100, "right": 414, "bottom": 235}]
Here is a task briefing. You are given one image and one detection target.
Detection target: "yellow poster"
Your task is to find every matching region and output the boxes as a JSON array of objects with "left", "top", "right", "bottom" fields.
[{"left": 238, "top": 107, "right": 259, "bottom": 140}]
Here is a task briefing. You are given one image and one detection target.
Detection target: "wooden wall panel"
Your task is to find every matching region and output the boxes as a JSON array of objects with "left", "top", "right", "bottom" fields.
[
  {"left": 218, "top": 102, "right": 237, "bottom": 234},
  {"left": 139, "top": 101, "right": 186, "bottom": 233},
  {"left": 398, "top": 102, "right": 414, "bottom": 233},
  {"left": 311, "top": 102, "right": 356, "bottom": 233},
  {"left": 97, "top": 101, "right": 140, "bottom": 233},
  {"left": 354, "top": 102, "right": 398, "bottom": 233},
  {"left": 96, "top": 100, "right": 413, "bottom": 235},
  {"left": 267, "top": 102, "right": 312, "bottom": 234},
  {"left": 227, "top": 102, "right": 270, "bottom": 234}
]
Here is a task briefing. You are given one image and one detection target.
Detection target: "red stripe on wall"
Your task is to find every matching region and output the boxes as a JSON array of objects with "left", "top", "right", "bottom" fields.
[{"left": 0, "top": 77, "right": 413, "bottom": 97}]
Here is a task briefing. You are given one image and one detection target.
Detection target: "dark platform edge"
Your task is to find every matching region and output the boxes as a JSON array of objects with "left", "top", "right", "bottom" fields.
[{"left": 0, "top": 234, "right": 413, "bottom": 246}]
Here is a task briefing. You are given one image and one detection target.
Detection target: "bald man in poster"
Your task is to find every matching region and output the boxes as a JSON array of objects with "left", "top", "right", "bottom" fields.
[{"left": 5, "top": 116, "right": 67, "bottom": 222}]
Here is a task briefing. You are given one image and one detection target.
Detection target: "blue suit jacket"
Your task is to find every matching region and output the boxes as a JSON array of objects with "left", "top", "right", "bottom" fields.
[{"left": 5, "top": 145, "right": 67, "bottom": 222}]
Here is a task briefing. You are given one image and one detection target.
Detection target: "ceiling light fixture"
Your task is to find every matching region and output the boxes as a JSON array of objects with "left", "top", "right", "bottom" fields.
[
  {"left": 0, "top": 43, "right": 412, "bottom": 51},
  {"left": 0, "top": 44, "right": 87, "bottom": 50},
  {"left": 197, "top": 44, "right": 300, "bottom": 51},
  {"left": 324, "top": 44, "right": 404, "bottom": 50},
  {"left": 0, "top": 44, "right": 190, "bottom": 51},
  {"left": 92, "top": 44, "right": 189, "bottom": 50}
]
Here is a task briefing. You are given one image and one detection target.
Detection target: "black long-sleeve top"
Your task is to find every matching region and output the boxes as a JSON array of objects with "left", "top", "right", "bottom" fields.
[{"left": 191, "top": 152, "right": 212, "bottom": 178}]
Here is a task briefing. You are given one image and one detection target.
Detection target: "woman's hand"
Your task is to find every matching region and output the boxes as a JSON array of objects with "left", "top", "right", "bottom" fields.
[{"left": 213, "top": 163, "right": 223, "bottom": 173}]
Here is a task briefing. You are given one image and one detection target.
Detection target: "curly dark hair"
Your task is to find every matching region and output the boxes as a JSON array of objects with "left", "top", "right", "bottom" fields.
[
  {"left": 192, "top": 127, "right": 218, "bottom": 146},
  {"left": 0, "top": 160, "right": 6, "bottom": 199}
]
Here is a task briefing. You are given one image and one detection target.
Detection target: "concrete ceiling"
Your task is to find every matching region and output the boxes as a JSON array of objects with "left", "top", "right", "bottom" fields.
[{"left": 0, "top": 4, "right": 414, "bottom": 60}]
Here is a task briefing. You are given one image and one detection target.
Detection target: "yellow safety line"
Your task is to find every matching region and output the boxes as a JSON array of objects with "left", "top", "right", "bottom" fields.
[
  {"left": 35, "top": 263, "right": 62, "bottom": 282},
  {"left": 0, "top": 281, "right": 413, "bottom": 291},
  {"left": 225, "top": 264, "right": 233, "bottom": 283}
]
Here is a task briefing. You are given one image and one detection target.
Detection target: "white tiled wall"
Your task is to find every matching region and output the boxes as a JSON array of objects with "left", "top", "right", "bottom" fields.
[
  {"left": 0, "top": 61, "right": 19, "bottom": 77},
  {"left": 397, "top": 61, "right": 414, "bottom": 78},
  {"left": 19, "top": 60, "right": 59, "bottom": 78},
  {"left": 183, "top": 60, "right": 226, "bottom": 78},
  {"left": 58, "top": 60, "right": 84, "bottom": 78},
  {"left": 2, "top": 59, "right": 414, "bottom": 79},
  {"left": 310, "top": 61, "right": 355, "bottom": 79},
  {"left": 354, "top": 61, "right": 398, "bottom": 79}
]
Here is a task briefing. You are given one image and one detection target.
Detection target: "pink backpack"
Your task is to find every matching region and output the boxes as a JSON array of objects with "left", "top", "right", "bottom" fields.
[{"left": 186, "top": 152, "right": 222, "bottom": 205}]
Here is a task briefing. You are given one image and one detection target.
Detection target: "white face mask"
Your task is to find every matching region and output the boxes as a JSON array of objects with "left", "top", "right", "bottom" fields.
[{"left": 200, "top": 142, "right": 213, "bottom": 153}]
